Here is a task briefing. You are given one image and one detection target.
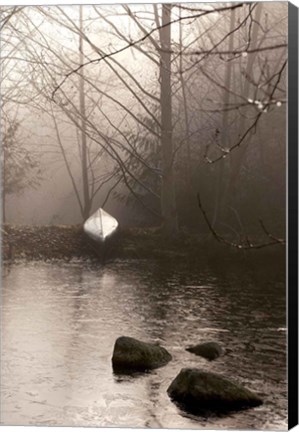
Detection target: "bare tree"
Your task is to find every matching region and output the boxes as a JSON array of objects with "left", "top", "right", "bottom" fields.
[{"left": 2, "top": 3, "right": 287, "bottom": 238}]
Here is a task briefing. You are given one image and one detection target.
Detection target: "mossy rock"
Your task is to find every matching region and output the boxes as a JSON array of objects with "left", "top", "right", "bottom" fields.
[
  {"left": 112, "top": 336, "right": 172, "bottom": 373},
  {"left": 167, "top": 368, "right": 263, "bottom": 413},
  {"left": 186, "top": 341, "right": 223, "bottom": 361}
]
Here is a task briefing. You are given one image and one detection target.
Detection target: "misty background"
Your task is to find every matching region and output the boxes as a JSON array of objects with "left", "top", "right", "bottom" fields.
[
  {"left": 1, "top": 3, "right": 287, "bottom": 239},
  {"left": 1, "top": 4, "right": 288, "bottom": 429}
]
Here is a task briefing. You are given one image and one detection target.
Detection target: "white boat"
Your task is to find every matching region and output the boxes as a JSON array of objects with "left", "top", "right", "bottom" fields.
[{"left": 84, "top": 208, "right": 118, "bottom": 243}]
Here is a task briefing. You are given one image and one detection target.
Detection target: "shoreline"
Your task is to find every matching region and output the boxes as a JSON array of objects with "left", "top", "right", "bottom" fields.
[{"left": 2, "top": 225, "right": 286, "bottom": 276}]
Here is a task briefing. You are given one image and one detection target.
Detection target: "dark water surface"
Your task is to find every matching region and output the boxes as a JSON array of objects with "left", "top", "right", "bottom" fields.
[{"left": 1, "top": 257, "right": 286, "bottom": 429}]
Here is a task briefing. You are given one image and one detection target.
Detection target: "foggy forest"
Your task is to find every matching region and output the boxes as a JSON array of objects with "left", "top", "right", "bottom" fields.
[
  {"left": 1, "top": 2, "right": 286, "bottom": 236},
  {"left": 1, "top": 2, "right": 288, "bottom": 430}
]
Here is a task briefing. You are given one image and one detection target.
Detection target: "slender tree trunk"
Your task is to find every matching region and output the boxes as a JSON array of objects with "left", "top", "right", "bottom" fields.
[
  {"left": 79, "top": 5, "right": 91, "bottom": 220},
  {"left": 2, "top": 155, "right": 6, "bottom": 224},
  {"left": 2, "top": 197, "right": 6, "bottom": 224},
  {"left": 212, "top": 6, "right": 235, "bottom": 226},
  {"left": 179, "top": 8, "right": 191, "bottom": 188},
  {"left": 160, "top": 4, "right": 178, "bottom": 234}
]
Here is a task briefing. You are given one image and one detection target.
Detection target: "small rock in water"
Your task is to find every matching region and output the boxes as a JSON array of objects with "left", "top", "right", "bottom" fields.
[
  {"left": 186, "top": 341, "right": 223, "bottom": 360},
  {"left": 112, "top": 336, "right": 172, "bottom": 373},
  {"left": 167, "top": 368, "right": 263, "bottom": 413}
]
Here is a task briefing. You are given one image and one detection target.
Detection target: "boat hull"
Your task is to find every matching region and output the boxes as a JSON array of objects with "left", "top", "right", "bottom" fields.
[{"left": 84, "top": 208, "right": 118, "bottom": 244}]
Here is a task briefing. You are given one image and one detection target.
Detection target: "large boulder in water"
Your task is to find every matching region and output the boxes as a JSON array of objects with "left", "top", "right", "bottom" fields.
[
  {"left": 112, "top": 336, "right": 172, "bottom": 372},
  {"left": 167, "top": 368, "right": 263, "bottom": 412},
  {"left": 186, "top": 341, "right": 223, "bottom": 361}
]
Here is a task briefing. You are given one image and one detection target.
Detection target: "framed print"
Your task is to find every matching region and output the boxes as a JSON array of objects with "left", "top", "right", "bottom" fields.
[{"left": 1, "top": 1, "right": 298, "bottom": 430}]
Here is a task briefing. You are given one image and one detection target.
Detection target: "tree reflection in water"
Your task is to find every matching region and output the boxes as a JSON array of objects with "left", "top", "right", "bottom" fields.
[{"left": 1, "top": 257, "right": 286, "bottom": 429}]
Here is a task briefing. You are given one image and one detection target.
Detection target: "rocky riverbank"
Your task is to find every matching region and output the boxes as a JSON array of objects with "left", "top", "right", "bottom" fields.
[
  {"left": 2, "top": 224, "right": 199, "bottom": 261},
  {"left": 2, "top": 224, "right": 92, "bottom": 261},
  {"left": 2, "top": 224, "right": 285, "bottom": 268}
]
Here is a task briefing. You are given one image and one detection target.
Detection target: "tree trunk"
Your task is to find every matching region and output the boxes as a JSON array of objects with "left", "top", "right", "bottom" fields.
[
  {"left": 160, "top": 4, "right": 178, "bottom": 234},
  {"left": 212, "top": 6, "right": 236, "bottom": 227},
  {"left": 2, "top": 158, "right": 6, "bottom": 224},
  {"left": 179, "top": 8, "right": 191, "bottom": 188},
  {"left": 79, "top": 5, "right": 91, "bottom": 220}
]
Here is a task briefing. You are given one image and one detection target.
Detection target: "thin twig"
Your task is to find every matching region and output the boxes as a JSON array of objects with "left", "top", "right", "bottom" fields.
[{"left": 197, "top": 193, "right": 285, "bottom": 249}]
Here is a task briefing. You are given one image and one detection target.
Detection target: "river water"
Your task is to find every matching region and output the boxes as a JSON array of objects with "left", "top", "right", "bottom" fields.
[{"left": 1, "top": 257, "right": 287, "bottom": 429}]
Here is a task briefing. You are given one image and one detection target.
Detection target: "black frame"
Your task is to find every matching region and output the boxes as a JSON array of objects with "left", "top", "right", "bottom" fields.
[{"left": 288, "top": 2, "right": 299, "bottom": 429}]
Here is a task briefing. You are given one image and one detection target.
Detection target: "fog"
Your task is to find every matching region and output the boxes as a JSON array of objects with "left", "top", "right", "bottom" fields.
[
  {"left": 1, "top": 5, "right": 289, "bottom": 429},
  {"left": 1, "top": 2, "right": 287, "bottom": 238}
]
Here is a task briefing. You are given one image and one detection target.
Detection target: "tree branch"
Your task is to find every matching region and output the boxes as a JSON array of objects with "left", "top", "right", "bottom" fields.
[
  {"left": 197, "top": 193, "right": 285, "bottom": 249},
  {"left": 52, "top": 2, "right": 246, "bottom": 98}
]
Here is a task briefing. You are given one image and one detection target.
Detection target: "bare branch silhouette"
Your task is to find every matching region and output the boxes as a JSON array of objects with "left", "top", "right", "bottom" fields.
[{"left": 197, "top": 193, "right": 285, "bottom": 249}]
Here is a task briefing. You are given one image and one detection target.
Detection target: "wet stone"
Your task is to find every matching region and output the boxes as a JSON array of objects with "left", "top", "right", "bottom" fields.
[
  {"left": 112, "top": 336, "right": 172, "bottom": 373},
  {"left": 186, "top": 341, "right": 223, "bottom": 360},
  {"left": 167, "top": 368, "right": 263, "bottom": 413}
]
